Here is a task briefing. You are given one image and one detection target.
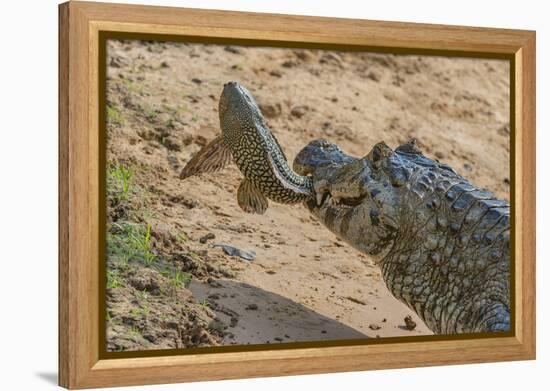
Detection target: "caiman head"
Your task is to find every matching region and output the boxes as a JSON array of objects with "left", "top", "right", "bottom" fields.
[{"left": 293, "top": 139, "right": 416, "bottom": 261}]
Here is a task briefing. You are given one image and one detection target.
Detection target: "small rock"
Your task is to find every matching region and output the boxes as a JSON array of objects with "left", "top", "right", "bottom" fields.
[
  {"left": 245, "top": 303, "right": 258, "bottom": 311},
  {"left": 281, "top": 60, "right": 297, "bottom": 68},
  {"left": 137, "top": 129, "right": 155, "bottom": 141},
  {"left": 369, "top": 323, "right": 381, "bottom": 330},
  {"left": 166, "top": 155, "right": 180, "bottom": 171},
  {"left": 274, "top": 337, "right": 283, "bottom": 342},
  {"left": 435, "top": 151, "right": 444, "bottom": 159},
  {"left": 213, "top": 243, "right": 256, "bottom": 261},
  {"left": 109, "top": 55, "right": 128, "bottom": 68},
  {"left": 404, "top": 315, "right": 417, "bottom": 331},
  {"left": 199, "top": 233, "right": 215, "bottom": 244},
  {"left": 207, "top": 277, "right": 222, "bottom": 288},
  {"left": 194, "top": 135, "right": 207, "bottom": 146},
  {"left": 230, "top": 317, "right": 239, "bottom": 327},
  {"left": 208, "top": 320, "right": 226, "bottom": 333},
  {"left": 319, "top": 52, "right": 342, "bottom": 66},
  {"left": 293, "top": 50, "right": 311, "bottom": 61},
  {"left": 259, "top": 103, "right": 282, "bottom": 118},
  {"left": 463, "top": 163, "right": 472, "bottom": 172},
  {"left": 269, "top": 70, "right": 282, "bottom": 78},
  {"left": 366, "top": 71, "right": 380, "bottom": 82},
  {"left": 503, "top": 177, "right": 510, "bottom": 185},
  {"left": 191, "top": 78, "right": 202, "bottom": 84},
  {"left": 181, "top": 134, "right": 194, "bottom": 146},
  {"left": 497, "top": 124, "right": 510, "bottom": 135},
  {"left": 143, "top": 334, "right": 156, "bottom": 343},
  {"left": 186, "top": 94, "right": 200, "bottom": 103},
  {"left": 224, "top": 46, "right": 242, "bottom": 54},
  {"left": 160, "top": 61, "right": 169, "bottom": 68},
  {"left": 290, "top": 105, "right": 308, "bottom": 118},
  {"left": 346, "top": 296, "right": 366, "bottom": 305},
  {"left": 150, "top": 222, "right": 174, "bottom": 247},
  {"left": 129, "top": 276, "right": 161, "bottom": 295}
]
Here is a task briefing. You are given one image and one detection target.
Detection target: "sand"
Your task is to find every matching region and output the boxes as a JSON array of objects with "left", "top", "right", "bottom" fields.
[{"left": 104, "top": 39, "right": 509, "bottom": 351}]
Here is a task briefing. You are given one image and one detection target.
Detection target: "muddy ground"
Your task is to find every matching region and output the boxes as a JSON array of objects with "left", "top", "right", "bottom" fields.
[{"left": 104, "top": 39, "right": 509, "bottom": 351}]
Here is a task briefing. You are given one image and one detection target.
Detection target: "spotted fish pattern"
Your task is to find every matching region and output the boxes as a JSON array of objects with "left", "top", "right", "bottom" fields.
[{"left": 181, "top": 82, "right": 314, "bottom": 213}]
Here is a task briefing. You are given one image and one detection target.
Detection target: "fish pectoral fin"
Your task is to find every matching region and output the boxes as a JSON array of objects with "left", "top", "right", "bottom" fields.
[
  {"left": 237, "top": 178, "right": 268, "bottom": 214},
  {"left": 180, "top": 136, "right": 232, "bottom": 179}
]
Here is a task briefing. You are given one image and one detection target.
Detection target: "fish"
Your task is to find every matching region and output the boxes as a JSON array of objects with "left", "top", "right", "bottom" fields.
[{"left": 180, "top": 81, "right": 314, "bottom": 214}]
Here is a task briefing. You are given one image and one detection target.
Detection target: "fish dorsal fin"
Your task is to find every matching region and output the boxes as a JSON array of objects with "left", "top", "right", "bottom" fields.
[
  {"left": 180, "top": 136, "right": 232, "bottom": 179},
  {"left": 237, "top": 178, "right": 268, "bottom": 214}
]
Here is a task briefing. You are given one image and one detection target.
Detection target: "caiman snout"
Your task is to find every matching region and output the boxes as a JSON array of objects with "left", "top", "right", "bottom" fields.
[
  {"left": 293, "top": 139, "right": 362, "bottom": 208},
  {"left": 293, "top": 139, "right": 355, "bottom": 176}
]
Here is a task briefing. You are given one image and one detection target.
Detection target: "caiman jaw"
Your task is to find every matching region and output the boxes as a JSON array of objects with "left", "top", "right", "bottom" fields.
[{"left": 294, "top": 139, "right": 359, "bottom": 208}]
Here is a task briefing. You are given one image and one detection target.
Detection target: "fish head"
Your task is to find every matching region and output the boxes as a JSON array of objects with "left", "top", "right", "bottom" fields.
[{"left": 219, "top": 81, "right": 266, "bottom": 138}]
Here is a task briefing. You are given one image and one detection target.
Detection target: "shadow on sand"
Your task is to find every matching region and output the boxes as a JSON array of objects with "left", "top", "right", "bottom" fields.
[{"left": 188, "top": 279, "right": 367, "bottom": 345}]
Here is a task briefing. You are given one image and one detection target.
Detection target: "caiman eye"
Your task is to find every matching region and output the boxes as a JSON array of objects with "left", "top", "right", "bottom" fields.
[{"left": 368, "top": 142, "right": 394, "bottom": 166}]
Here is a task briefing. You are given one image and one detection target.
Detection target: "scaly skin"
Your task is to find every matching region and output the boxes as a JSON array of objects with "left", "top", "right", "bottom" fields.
[
  {"left": 294, "top": 139, "right": 510, "bottom": 334},
  {"left": 218, "top": 82, "right": 314, "bottom": 203}
]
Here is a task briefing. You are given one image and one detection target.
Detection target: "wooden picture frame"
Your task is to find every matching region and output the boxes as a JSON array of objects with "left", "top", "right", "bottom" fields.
[{"left": 59, "top": 1, "right": 536, "bottom": 389}]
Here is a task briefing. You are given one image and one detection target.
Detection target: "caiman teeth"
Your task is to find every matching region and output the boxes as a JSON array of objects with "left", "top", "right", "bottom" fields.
[
  {"left": 315, "top": 191, "right": 331, "bottom": 206},
  {"left": 316, "top": 191, "right": 324, "bottom": 206}
]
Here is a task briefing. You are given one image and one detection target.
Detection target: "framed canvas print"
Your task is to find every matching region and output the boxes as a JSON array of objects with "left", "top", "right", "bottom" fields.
[{"left": 58, "top": 1, "right": 536, "bottom": 389}]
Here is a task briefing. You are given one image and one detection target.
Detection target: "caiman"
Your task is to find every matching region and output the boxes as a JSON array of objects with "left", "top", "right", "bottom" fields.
[
  {"left": 181, "top": 82, "right": 510, "bottom": 334},
  {"left": 293, "top": 139, "right": 511, "bottom": 334}
]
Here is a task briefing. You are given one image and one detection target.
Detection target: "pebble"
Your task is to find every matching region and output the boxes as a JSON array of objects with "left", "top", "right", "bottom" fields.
[
  {"left": 404, "top": 315, "right": 417, "bottom": 330},
  {"left": 290, "top": 106, "right": 308, "bottom": 118},
  {"left": 199, "top": 233, "right": 215, "bottom": 244},
  {"left": 224, "top": 46, "right": 242, "bottom": 54}
]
